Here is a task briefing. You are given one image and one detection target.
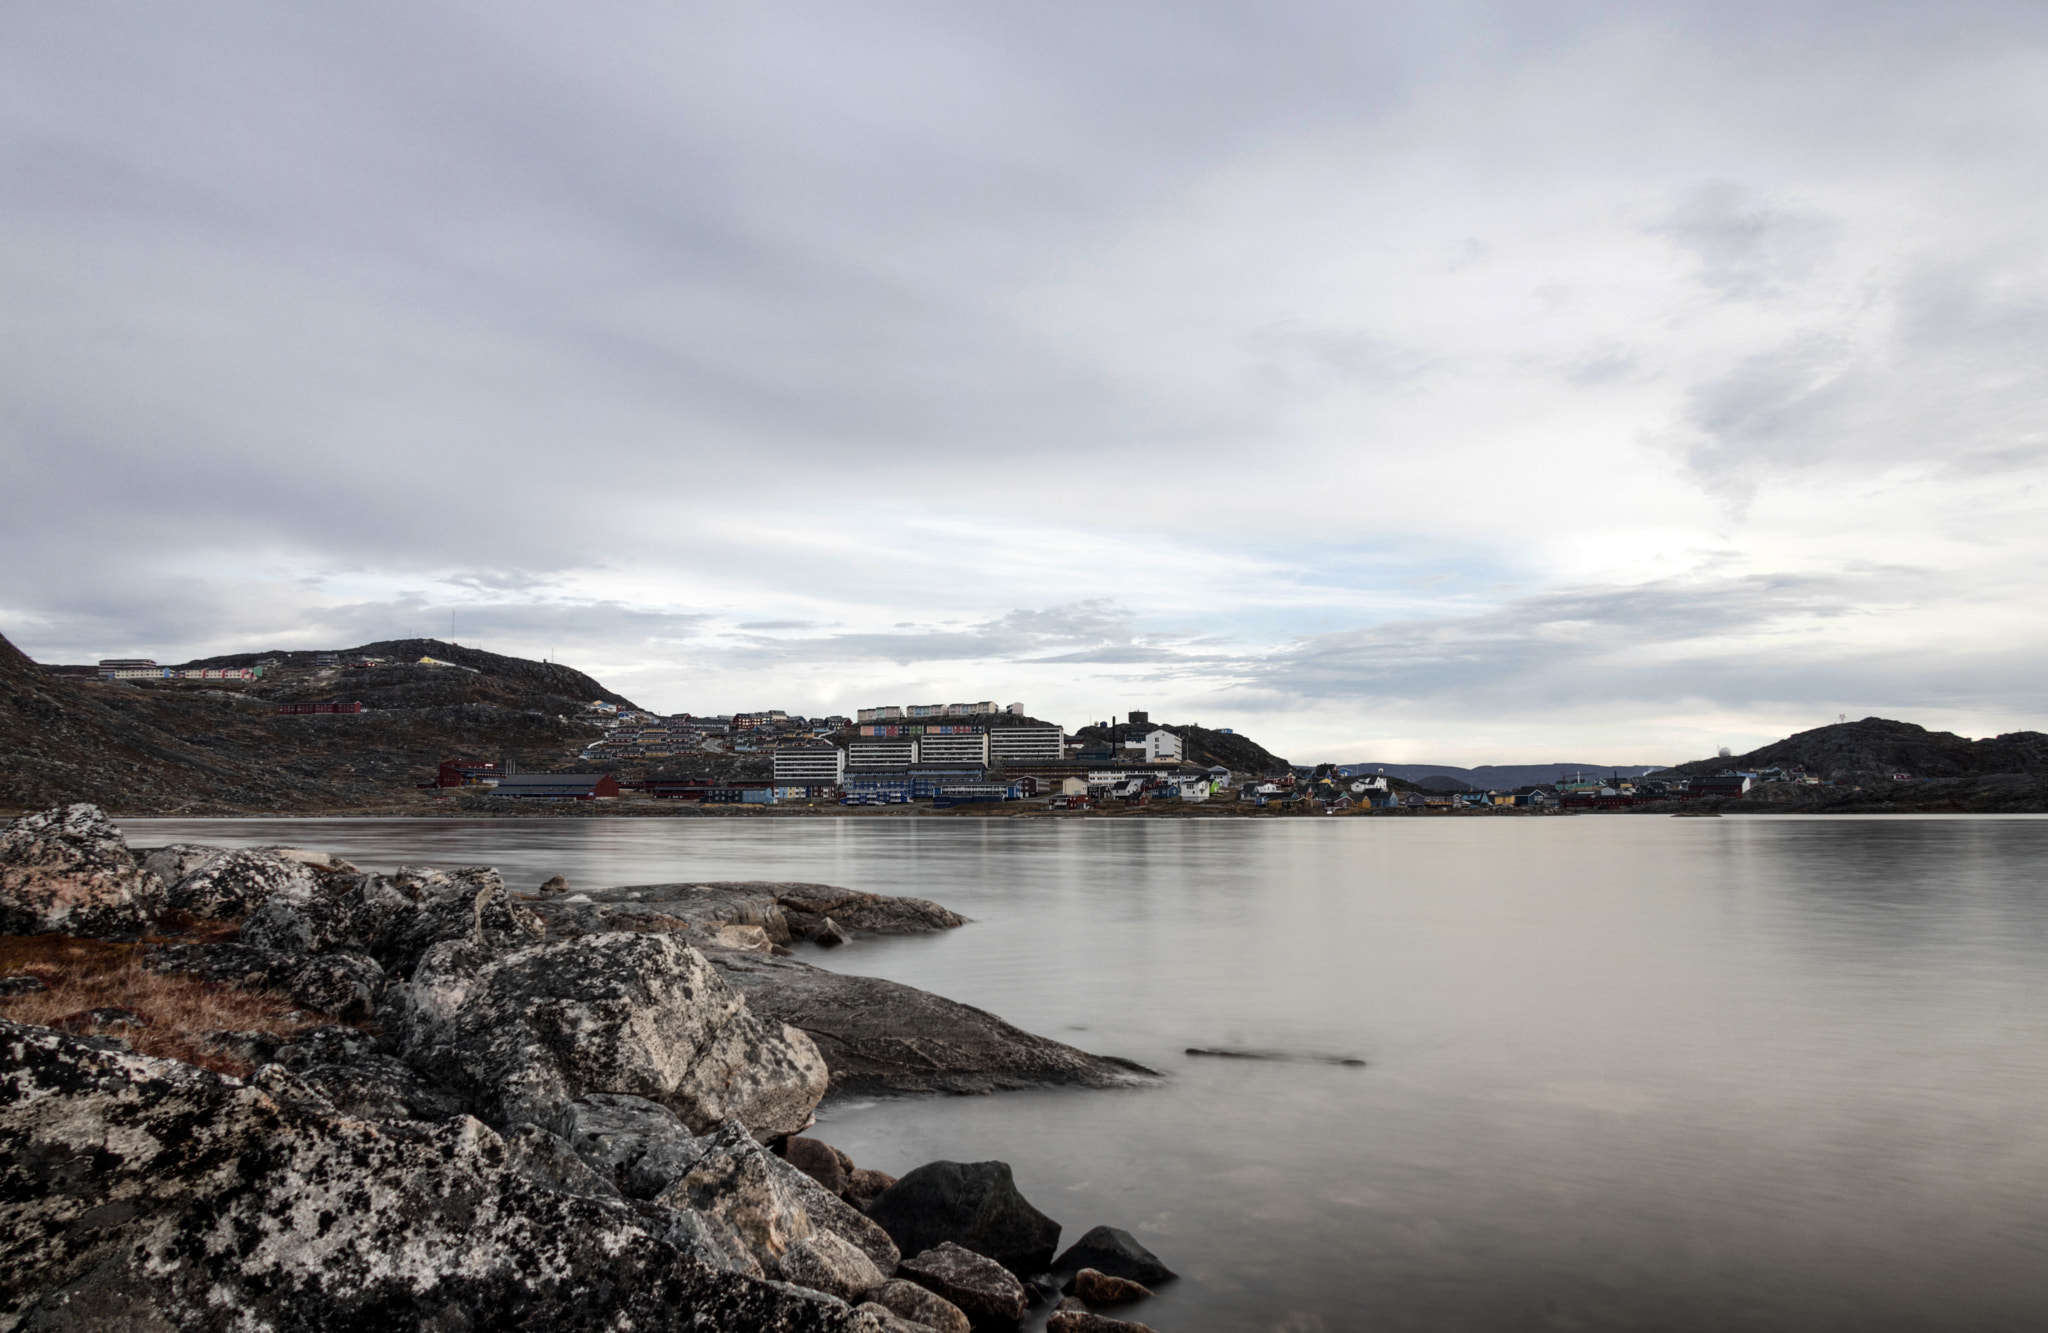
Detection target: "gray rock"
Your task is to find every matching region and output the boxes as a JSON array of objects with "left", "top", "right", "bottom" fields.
[
  {"left": 1068, "top": 1268, "right": 1152, "bottom": 1304},
  {"left": 656, "top": 1121, "right": 901, "bottom": 1282},
  {"left": 1057, "top": 1296, "right": 1089, "bottom": 1312},
  {"left": 139, "top": 842, "right": 225, "bottom": 891},
  {"left": 775, "top": 1231, "right": 889, "bottom": 1302},
  {"left": 401, "top": 931, "right": 828, "bottom": 1139},
  {"left": 864, "top": 1160, "right": 1062, "bottom": 1277},
  {"left": 335, "top": 866, "right": 545, "bottom": 980},
  {"left": 499, "top": 1122, "right": 622, "bottom": 1200},
  {"left": 706, "top": 951, "right": 1156, "bottom": 1096},
  {"left": 204, "top": 1029, "right": 282, "bottom": 1066},
  {"left": 0, "top": 1019, "right": 868, "bottom": 1332},
  {"left": 558, "top": 1092, "right": 710, "bottom": 1198},
  {"left": 898, "top": 1242, "right": 1029, "bottom": 1325},
  {"left": 147, "top": 941, "right": 299, "bottom": 988},
  {"left": 852, "top": 1303, "right": 937, "bottom": 1333},
  {"left": 164, "top": 847, "right": 321, "bottom": 920},
  {"left": 864, "top": 1278, "right": 972, "bottom": 1333},
  {"left": 293, "top": 1053, "right": 470, "bottom": 1134},
  {"left": 0, "top": 973, "right": 48, "bottom": 996},
  {"left": 271, "top": 1023, "right": 383, "bottom": 1070},
  {"left": 529, "top": 881, "right": 967, "bottom": 951},
  {"left": 1051, "top": 1226, "right": 1175, "bottom": 1285},
  {"left": 240, "top": 891, "right": 359, "bottom": 956},
  {"left": 0, "top": 804, "right": 163, "bottom": 938},
  {"left": 538, "top": 874, "right": 571, "bottom": 894},
  {"left": 814, "top": 917, "right": 847, "bottom": 948},
  {"left": 285, "top": 951, "right": 385, "bottom": 1020}
]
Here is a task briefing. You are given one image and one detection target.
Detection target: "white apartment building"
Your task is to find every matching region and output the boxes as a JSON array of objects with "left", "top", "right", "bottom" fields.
[
  {"left": 848, "top": 739, "right": 918, "bottom": 767},
  {"left": 988, "top": 726, "right": 1063, "bottom": 762},
  {"left": 773, "top": 745, "right": 847, "bottom": 782},
  {"left": 917, "top": 732, "right": 990, "bottom": 765},
  {"left": 1143, "top": 728, "right": 1184, "bottom": 763}
]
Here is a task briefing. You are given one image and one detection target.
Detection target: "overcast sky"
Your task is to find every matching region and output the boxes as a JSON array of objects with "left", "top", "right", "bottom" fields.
[{"left": 4, "top": 2, "right": 2046, "bottom": 763}]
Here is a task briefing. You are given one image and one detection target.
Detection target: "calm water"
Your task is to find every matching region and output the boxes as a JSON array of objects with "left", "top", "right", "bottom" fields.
[{"left": 125, "top": 815, "right": 2048, "bottom": 1332}]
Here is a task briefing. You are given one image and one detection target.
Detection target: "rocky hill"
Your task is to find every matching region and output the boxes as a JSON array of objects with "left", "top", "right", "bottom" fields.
[
  {"left": 1, "top": 631, "right": 614, "bottom": 816},
  {"left": 1664, "top": 717, "right": 2048, "bottom": 784},
  {"left": 1069, "top": 720, "right": 1290, "bottom": 776}
]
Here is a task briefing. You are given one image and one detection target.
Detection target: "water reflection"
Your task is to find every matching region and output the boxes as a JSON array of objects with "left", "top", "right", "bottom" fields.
[{"left": 124, "top": 814, "right": 2048, "bottom": 1331}]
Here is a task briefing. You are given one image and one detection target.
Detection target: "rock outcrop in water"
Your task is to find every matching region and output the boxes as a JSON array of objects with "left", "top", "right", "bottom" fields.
[
  {"left": 532, "top": 881, "right": 966, "bottom": 948},
  {"left": 706, "top": 949, "right": 1156, "bottom": 1095},
  {"left": 0, "top": 804, "right": 1175, "bottom": 1331}
]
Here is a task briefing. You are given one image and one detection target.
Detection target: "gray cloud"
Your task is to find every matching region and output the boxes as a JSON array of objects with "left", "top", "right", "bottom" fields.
[{"left": 1655, "top": 181, "right": 1836, "bottom": 299}]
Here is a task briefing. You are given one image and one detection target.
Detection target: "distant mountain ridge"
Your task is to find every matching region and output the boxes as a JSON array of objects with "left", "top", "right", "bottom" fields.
[
  {"left": 1334, "top": 761, "right": 1669, "bottom": 791},
  {"left": 1663, "top": 717, "right": 2048, "bottom": 783}
]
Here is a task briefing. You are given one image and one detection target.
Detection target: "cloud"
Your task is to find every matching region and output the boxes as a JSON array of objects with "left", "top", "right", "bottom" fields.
[{"left": 1654, "top": 181, "right": 1837, "bottom": 299}]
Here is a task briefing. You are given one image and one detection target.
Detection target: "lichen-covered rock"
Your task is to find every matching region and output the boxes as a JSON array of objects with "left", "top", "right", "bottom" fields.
[
  {"left": 774, "top": 1231, "right": 888, "bottom": 1303},
  {"left": 657, "top": 1121, "right": 900, "bottom": 1283},
  {"left": 283, "top": 950, "right": 385, "bottom": 1020},
  {"left": 500, "top": 1122, "right": 622, "bottom": 1200},
  {"left": 0, "top": 804, "right": 162, "bottom": 938},
  {"left": 866, "top": 1159, "right": 1063, "bottom": 1277},
  {"left": 898, "top": 1242, "right": 1029, "bottom": 1325},
  {"left": 272, "top": 1023, "right": 383, "bottom": 1070},
  {"left": 240, "top": 890, "right": 359, "bottom": 955},
  {"left": 559, "top": 1092, "right": 710, "bottom": 1198},
  {"left": 853, "top": 1303, "right": 936, "bottom": 1333},
  {"left": 163, "top": 846, "right": 321, "bottom": 920},
  {"left": 0, "top": 1019, "right": 870, "bottom": 1333},
  {"left": 345, "top": 866, "right": 545, "bottom": 979},
  {"left": 1052, "top": 1226, "right": 1175, "bottom": 1285},
  {"left": 139, "top": 842, "right": 225, "bottom": 890},
  {"left": 1068, "top": 1268, "right": 1153, "bottom": 1304},
  {"left": 401, "top": 930, "right": 828, "bottom": 1139},
  {"left": 864, "top": 1278, "right": 972, "bottom": 1333},
  {"left": 0, "top": 974, "right": 48, "bottom": 997},
  {"left": 292, "top": 1053, "right": 469, "bottom": 1135}
]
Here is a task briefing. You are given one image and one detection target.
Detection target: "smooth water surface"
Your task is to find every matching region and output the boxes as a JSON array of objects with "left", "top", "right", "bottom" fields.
[{"left": 125, "top": 815, "right": 2048, "bottom": 1332}]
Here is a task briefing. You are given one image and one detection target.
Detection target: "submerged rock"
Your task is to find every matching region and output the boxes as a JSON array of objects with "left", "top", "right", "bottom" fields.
[
  {"left": 706, "top": 950, "right": 1156, "bottom": 1096},
  {"left": 1068, "top": 1269, "right": 1153, "bottom": 1304},
  {"left": 0, "top": 803, "right": 162, "bottom": 938},
  {"left": 0, "top": 1019, "right": 870, "bottom": 1332},
  {"left": 862, "top": 1160, "right": 1062, "bottom": 1277},
  {"left": 898, "top": 1242, "right": 1029, "bottom": 1325},
  {"left": 1051, "top": 1226, "right": 1176, "bottom": 1285},
  {"left": 401, "top": 930, "right": 829, "bottom": 1139}
]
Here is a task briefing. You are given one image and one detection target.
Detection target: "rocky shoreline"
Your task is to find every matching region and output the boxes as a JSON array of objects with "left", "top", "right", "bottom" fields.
[{"left": 0, "top": 804, "right": 1172, "bottom": 1332}]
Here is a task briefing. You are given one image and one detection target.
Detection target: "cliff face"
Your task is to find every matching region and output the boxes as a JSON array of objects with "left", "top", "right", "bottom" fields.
[{"left": 0, "top": 631, "right": 606, "bottom": 815}]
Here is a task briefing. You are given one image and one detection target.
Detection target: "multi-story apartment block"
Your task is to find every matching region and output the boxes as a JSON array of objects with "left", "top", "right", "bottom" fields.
[
  {"left": 988, "top": 726, "right": 1063, "bottom": 762},
  {"left": 848, "top": 739, "right": 918, "bottom": 768},
  {"left": 773, "top": 744, "right": 846, "bottom": 783},
  {"left": 916, "top": 732, "right": 991, "bottom": 765}
]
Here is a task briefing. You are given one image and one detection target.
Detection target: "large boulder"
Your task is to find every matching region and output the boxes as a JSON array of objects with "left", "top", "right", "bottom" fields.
[
  {"left": 145, "top": 942, "right": 387, "bottom": 1021},
  {"left": 897, "top": 1242, "right": 1029, "bottom": 1325},
  {"left": 1050, "top": 1226, "right": 1175, "bottom": 1285},
  {"left": 0, "top": 804, "right": 162, "bottom": 938},
  {"left": 354, "top": 866, "right": 546, "bottom": 978},
  {"left": 864, "top": 1279, "right": 972, "bottom": 1333},
  {"left": 401, "top": 931, "right": 829, "bottom": 1139},
  {"left": 0, "top": 1019, "right": 871, "bottom": 1332},
  {"left": 240, "top": 891, "right": 359, "bottom": 955},
  {"left": 162, "top": 847, "right": 321, "bottom": 920},
  {"left": 656, "top": 1121, "right": 901, "bottom": 1283},
  {"left": 865, "top": 1160, "right": 1062, "bottom": 1277}
]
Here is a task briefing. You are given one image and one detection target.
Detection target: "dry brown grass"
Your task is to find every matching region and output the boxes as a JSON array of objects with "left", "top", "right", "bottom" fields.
[{"left": 0, "top": 934, "right": 327, "bottom": 1077}]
